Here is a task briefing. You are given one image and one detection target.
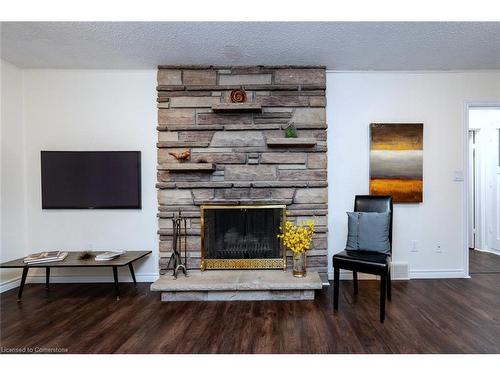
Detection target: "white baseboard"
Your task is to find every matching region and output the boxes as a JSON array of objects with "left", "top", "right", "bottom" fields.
[
  {"left": 0, "top": 273, "right": 159, "bottom": 293},
  {"left": 0, "top": 277, "right": 23, "bottom": 293},
  {"left": 328, "top": 268, "right": 468, "bottom": 280},
  {"left": 327, "top": 263, "right": 470, "bottom": 280},
  {"left": 2, "top": 266, "right": 468, "bottom": 294},
  {"left": 409, "top": 269, "right": 468, "bottom": 279}
]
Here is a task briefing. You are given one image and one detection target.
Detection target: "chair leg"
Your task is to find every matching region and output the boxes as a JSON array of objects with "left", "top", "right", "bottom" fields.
[
  {"left": 387, "top": 269, "right": 392, "bottom": 301},
  {"left": 380, "top": 274, "right": 387, "bottom": 323},
  {"left": 353, "top": 271, "right": 358, "bottom": 295},
  {"left": 333, "top": 266, "right": 340, "bottom": 311}
]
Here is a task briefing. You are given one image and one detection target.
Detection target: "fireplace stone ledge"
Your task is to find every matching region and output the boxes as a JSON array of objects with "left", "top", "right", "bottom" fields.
[
  {"left": 160, "top": 290, "right": 315, "bottom": 301},
  {"left": 151, "top": 270, "right": 323, "bottom": 301}
]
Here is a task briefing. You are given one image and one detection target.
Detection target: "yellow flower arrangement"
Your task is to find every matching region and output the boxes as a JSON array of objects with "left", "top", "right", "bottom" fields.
[{"left": 277, "top": 219, "right": 316, "bottom": 254}]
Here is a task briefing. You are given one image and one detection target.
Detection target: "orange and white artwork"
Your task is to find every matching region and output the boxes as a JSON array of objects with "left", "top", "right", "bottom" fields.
[{"left": 369, "top": 123, "right": 423, "bottom": 203}]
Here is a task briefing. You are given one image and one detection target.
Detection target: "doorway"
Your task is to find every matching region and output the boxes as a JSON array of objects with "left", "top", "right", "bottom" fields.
[{"left": 467, "top": 106, "right": 500, "bottom": 274}]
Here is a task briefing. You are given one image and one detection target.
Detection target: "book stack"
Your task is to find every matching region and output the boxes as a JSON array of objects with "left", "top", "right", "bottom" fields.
[
  {"left": 95, "top": 250, "right": 125, "bottom": 262},
  {"left": 23, "top": 251, "right": 68, "bottom": 264}
]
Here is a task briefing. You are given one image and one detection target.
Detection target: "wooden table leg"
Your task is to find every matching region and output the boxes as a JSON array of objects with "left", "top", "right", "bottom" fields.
[
  {"left": 17, "top": 267, "right": 29, "bottom": 302},
  {"left": 45, "top": 267, "right": 50, "bottom": 291},
  {"left": 128, "top": 263, "right": 137, "bottom": 286},
  {"left": 112, "top": 266, "right": 120, "bottom": 301}
]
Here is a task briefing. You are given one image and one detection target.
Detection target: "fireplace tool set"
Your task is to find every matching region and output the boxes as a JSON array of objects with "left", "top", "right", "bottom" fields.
[{"left": 166, "top": 211, "right": 188, "bottom": 279}]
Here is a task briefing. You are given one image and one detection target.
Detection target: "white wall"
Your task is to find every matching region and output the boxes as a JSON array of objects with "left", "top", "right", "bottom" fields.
[
  {"left": 1, "top": 59, "right": 26, "bottom": 289},
  {"left": 327, "top": 71, "right": 500, "bottom": 279},
  {"left": 10, "top": 69, "right": 158, "bottom": 285},
  {"left": 3, "top": 68, "right": 500, "bottom": 289}
]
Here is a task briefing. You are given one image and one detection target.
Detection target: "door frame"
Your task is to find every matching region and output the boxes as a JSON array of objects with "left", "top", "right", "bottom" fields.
[
  {"left": 468, "top": 129, "right": 479, "bottom": 250},
  {"left": 464, "top": 101, "right": 500, "bottom": 277}
]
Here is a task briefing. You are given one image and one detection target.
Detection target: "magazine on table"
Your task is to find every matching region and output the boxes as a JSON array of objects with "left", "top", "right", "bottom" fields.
[
  {"left": 23, "top": 251, "right": 68, "bottom": 264},
  {"left": 95, "top": 250, "right": 126, "bottom": 261}
]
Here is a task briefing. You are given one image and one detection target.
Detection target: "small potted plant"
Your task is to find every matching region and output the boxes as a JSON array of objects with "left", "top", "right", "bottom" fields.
[
  {"left": 283, "top": 122, "right": 298, "bottom": 138},
  {"left": 278, "top": 219, "right": 316, "bottom": 277}
]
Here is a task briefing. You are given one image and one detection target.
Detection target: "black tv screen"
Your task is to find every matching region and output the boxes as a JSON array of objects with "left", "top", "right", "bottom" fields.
[{"left": 41, "top": 151, "right": 141, "bottom": 209}]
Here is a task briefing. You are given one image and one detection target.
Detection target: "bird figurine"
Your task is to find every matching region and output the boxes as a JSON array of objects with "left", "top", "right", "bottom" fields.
[{"left": 169, "top": 150, "right": 190, "bottom": 161}]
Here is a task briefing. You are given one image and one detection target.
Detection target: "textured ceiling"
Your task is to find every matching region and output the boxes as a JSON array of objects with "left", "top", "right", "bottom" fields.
[{"left": 1, "top": 22, "right": 500, "bottom": 70}]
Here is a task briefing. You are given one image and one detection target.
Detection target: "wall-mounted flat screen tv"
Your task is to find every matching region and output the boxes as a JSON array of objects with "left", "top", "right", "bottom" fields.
[{"left": 41, "top": 151, "right": 141, "bottom": 209}]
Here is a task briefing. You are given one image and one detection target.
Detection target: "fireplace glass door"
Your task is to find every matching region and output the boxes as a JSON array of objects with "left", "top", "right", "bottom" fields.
[{"left": 201, "top": 205, "right": 286, "bottom": 270}]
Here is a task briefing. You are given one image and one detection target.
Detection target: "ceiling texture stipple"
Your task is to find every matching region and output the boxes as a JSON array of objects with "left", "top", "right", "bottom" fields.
[{"left": 1, "top": 22, "right": 500, "bottom": 70}]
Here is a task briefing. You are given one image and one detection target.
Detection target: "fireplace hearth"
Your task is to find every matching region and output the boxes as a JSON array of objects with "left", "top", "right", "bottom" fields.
[{"left": 201, "top": 205, "right": 286, "bottom": 270}]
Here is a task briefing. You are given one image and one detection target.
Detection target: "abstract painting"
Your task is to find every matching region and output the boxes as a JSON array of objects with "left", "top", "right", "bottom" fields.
[{"left": 370, "top": 123, "right": 423, "bottom": 203}]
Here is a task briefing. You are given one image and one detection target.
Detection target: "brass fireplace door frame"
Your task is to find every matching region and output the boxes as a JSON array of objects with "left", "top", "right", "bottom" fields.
[{"left": 200, "top": 204, "right": 286, "bottom": 271}]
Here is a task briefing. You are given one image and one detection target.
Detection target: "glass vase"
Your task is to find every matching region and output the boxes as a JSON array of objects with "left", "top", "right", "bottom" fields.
[{"left": 292, "top": 252, "right": 307, "bottom": 277}]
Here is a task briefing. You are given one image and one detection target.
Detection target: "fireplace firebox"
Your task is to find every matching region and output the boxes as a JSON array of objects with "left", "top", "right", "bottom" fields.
[{"left": 200, "top": 205, "right": 286, "bottom": 270}]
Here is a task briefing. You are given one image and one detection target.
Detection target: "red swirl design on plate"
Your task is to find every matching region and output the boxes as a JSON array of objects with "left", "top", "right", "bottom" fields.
[{"left": 230, "top": 89, "right": 247, "bottom": 103}]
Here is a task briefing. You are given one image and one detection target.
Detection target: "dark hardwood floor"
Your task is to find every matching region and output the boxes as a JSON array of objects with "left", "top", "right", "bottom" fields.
[
  {"left": 469, "top": 249, "right": 500, "bottom": 274},
  {"left": 1, "top": 270, "right": 499, "bottom": 353}
]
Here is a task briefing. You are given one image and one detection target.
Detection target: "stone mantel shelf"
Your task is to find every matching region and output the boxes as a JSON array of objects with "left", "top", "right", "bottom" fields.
[
  {"left": 211, "top": 103, "right": 263, "bottom": 113},
  {"left": 156, "top": 84, "right": 326, "bottom": 92},
  {"left": 157, "top": 141, "right": 210, "bottom": 148},
  {"left": 157, "top": 64, "right": 326, "bottom": 69},
  {"left": 266, "top": 138, "right": 317, "bottom": 147},
  {"left": 157, "top": 163, "right": 216, "bottom": 172}
]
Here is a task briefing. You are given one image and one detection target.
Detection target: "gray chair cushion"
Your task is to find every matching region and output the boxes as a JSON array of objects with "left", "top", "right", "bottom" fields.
[{"left": 346, "top": 212, "right": 391, "bottom": 253}]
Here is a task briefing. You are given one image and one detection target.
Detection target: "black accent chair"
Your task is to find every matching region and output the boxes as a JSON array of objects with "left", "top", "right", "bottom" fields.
[{"left": 332, "top": 195, "right": 393, "bottom": 323}]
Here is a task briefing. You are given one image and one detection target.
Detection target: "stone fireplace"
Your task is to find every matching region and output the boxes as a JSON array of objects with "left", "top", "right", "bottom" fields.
[{"left": 156, "top": 65, "right": 328, "bottom": 277}]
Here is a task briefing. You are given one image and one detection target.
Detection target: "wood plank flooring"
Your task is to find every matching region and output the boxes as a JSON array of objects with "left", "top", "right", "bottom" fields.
[
  {"left": 469, "top": 249, "right": 500, "bottom": 274},
  {"left": 1, "top": 267, "right": 499, "bottom": 353}
]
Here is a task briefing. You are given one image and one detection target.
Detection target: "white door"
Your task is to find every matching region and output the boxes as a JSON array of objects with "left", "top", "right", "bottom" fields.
[
  {"left": 482, "top": 109, "right": 500, "bottom": 252},
  {"left": 469, "top": 108, "right": 500, "bottom": 253}
]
